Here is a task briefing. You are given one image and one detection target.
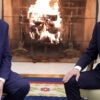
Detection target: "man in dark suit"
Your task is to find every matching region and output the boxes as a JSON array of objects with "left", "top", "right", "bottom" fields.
[
  {"left": 63, "top": 22, "right": 100, "bottom": 100},
  {"left": 0, "top": 20, "right": 30, "bottom": 100}
]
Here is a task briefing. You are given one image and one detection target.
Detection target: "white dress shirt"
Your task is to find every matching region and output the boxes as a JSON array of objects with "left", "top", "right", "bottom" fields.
[
  {"left": 74, "top": 65, "right": 82, "bottom": 71},
  {"left": 0, "top": 78, "right": 5, "bottom": 83}
]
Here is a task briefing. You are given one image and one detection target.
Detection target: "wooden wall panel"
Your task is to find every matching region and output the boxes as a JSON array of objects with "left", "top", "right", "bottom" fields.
[{"left": 83, "top": 0, "right": 96, "bottom": 49}]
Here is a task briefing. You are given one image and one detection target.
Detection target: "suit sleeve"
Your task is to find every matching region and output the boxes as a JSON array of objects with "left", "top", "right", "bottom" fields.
[
  {"left": 75, "top": 22, "right": 99, "bottom": 70},
  {"left": 0, "top": 23, "right": 12, "bottom": 80}
]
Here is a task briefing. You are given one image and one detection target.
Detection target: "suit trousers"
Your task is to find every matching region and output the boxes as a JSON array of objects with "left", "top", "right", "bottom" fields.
[
  {"left": 2, "top": 71, "right": 30, "bottom": 100},
  {"left": 64, "top": 65, "right": 100, "bottom": 100}
]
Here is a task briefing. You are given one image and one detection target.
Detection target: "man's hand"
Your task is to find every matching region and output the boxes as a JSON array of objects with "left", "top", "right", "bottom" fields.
[
  {"left": 0, "top": 81, "right": 4, "bottom": 100},
  {"left": 63, "top": 68, "right": 80, "bottom": 83}
]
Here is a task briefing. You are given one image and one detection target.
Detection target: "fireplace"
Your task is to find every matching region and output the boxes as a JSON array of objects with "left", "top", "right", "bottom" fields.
[{"left": 3, "top": 0, "right": 97, "bottom": 62}]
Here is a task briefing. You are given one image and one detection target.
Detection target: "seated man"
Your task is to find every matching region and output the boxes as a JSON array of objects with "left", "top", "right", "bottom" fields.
[
  {"left": 63, "top": 22, "right": 100, "bottom": 100},
  {"left": 0, "top": 20, "right": 30, "bottom": 100}
]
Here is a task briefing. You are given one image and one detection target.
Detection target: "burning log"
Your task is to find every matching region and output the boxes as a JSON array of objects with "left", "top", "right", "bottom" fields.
[
  {"left": 46, "top": 15, "right": 57, "bottom": 21},
  {"left": 28, "top": 15, "right": 61, "bottom": 44},
  {"left": 27, "top": 2, "right": 62, "bottom": 44}
]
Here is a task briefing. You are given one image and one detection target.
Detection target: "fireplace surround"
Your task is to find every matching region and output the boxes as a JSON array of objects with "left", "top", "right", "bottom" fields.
[{"left": 2, "top": 0, "right": 97, "bottom": 62}]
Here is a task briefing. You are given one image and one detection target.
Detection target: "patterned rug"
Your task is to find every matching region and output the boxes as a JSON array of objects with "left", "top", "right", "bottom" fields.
[{"left": 25, "top": 77, "right": 67, "bottom": 100}]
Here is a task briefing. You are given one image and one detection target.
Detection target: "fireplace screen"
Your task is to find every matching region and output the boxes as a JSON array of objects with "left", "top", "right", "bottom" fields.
[{"left": 3, "top": 0, "right": 97, "bottom": 62}]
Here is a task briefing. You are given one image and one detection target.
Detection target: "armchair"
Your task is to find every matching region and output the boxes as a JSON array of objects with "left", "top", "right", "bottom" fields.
[{"left": 80, "top": 60, "right": 100, "bottom": 100}]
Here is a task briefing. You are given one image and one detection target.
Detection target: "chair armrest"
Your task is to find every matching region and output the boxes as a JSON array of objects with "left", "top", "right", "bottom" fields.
[{"left": 86, "top": 60, "right": 94, "bottom": 71}]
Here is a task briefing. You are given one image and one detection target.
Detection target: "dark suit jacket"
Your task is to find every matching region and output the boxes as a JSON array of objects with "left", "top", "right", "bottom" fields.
[
  {"left": 0, "top": 20, "right": 12, "bottom": 80},
  {"left": 76, "top": 22, "right": 100, "bottom": 70}
]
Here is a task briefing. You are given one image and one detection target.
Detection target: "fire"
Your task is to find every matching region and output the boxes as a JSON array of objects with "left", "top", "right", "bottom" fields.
[{"left": 27, "top": 0, "right": 62, "bottom": 44}]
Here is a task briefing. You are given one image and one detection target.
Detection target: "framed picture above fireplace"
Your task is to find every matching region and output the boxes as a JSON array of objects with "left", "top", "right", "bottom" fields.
[{"left": 2, "top": 0, "right": 97, "bottom": 62}]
